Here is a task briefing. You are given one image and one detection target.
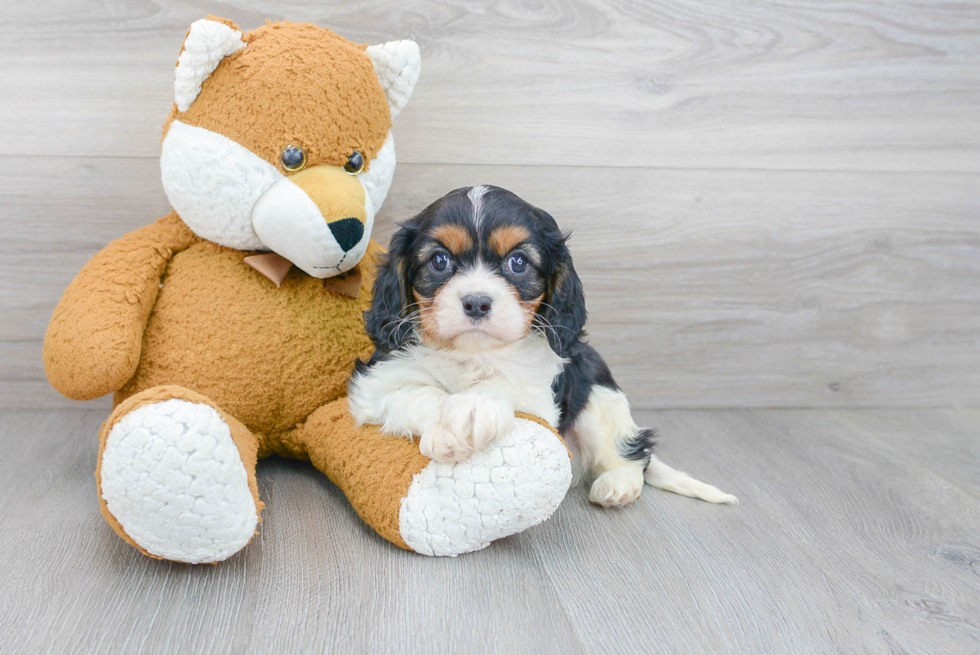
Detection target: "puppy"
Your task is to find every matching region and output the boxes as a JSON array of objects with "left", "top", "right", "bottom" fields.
[{"left": 348, "top": 185, "right": 736, "bottom": 507}]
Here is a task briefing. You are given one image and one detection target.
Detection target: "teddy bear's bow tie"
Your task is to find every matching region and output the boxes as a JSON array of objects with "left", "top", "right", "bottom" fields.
[{"left": 243, "top": 252, "right": 362, "bottom": 298}]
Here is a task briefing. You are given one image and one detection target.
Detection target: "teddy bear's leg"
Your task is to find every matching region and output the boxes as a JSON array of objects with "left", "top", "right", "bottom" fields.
[
  {"left": 96, "top": 385, "right": 263, "bottom": 564},
  {"left": 293, "top": 399, "right": 573, "bottom": 557}
]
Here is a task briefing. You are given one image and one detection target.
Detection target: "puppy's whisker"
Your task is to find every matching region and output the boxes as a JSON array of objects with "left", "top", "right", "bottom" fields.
[
  {"left": 528, "top": 301, "right": 578, "bottom": 331},
  {"left": 530, "top": 316, "right": 563, "bottom": 353},
  {"left": 386, "top": 311, "right": 422, "bottom": 334},
  {"left": 381, "top": 310, "right": 423, "bottom": 348}
]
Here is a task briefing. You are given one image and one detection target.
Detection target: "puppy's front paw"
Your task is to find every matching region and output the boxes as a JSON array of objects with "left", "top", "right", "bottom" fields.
[
  {"left": 590, "top": 466, "right": 644, "bottom": 508},
  {"left": 419, "top": 421, "right": 472, "bottom": 463},
  {"left": 441, "top": 393, "right": 514, "bottom": 452}
]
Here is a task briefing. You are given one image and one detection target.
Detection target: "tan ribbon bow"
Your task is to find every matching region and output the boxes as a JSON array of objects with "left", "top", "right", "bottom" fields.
[{"left": 244, "top": 253, "right": 362, "bottom": 298}]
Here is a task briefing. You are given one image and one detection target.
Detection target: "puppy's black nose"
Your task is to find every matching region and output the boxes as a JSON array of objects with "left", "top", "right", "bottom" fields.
[
  {"left": 328, "top": 217, "right": 364, "bottom": 252},
  {"left": 461, "top": 295, "right": 492, "bottom": 320}
]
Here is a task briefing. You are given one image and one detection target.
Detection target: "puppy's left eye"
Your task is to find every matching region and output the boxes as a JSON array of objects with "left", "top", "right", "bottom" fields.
[
  {"left": 506, "top": 254, "right": 528, "bottom": 275},
  {"left": 430, "top": 252, "right": 451, "bottom": 272}
]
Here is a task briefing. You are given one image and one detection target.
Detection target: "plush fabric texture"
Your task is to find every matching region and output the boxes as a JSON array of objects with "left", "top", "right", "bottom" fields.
[
  {"left": 113, "top": 221, "right": 383, "bottom": 443},
  {"left": 174, "top": 19, "right": 246, "bottom": 112},
  {"left": 251, "top": 164, "right": 371, "bottom": 277},
  {"left": 400, "top": 417, "right": 573, "bottom": 556},
  {"left": 298, "top": 398, "right": 427, "bottom": 550},
  {"left": 101, "top": 397, "right": 259, "bottom": 563},
  {"left": 160, "top": 120, "right": 279, "bottom": 250},
  {"left": 166, "top": 19, "right": 391, "bottom": 172},
  {"left": 365, "top": 41, "right": 421, "bottom": 119},
  {"left": 95, "top": 384, "right": 264, "bottom": 561},
  {"left": 358, "top": 132, "right": 396, "bottom": 217},
  {"left": 43, "top": 215, "right": 199, "bottom": 401},
  {"left": 298, "top": 404, "right": 573, "bottom": 555}
]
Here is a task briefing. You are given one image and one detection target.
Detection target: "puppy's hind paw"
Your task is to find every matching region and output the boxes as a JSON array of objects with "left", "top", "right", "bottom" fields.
[{"left": 589, "top": 466, "right": 644, "bottom": 508}]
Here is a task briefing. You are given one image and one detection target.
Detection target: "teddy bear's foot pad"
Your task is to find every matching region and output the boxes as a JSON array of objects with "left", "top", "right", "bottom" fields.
[
  {"left": 399, "top": 417, "right": 572, "bottom": 557},
  {"left": 100, "top": 399, "right": 258, "bottom": 563}
]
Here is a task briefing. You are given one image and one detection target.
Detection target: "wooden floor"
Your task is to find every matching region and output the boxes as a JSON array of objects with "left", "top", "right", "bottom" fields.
[{"left": 2, "top": 407, "right": 979, "bottom": 653}]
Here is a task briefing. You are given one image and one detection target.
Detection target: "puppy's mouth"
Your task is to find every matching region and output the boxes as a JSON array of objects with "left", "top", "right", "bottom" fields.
[
  {"left": 449, "top": 326, "right": 508, "bottom": 350},
  {"left": 424, "top": 313, "right": 511, "bottom": 349}
]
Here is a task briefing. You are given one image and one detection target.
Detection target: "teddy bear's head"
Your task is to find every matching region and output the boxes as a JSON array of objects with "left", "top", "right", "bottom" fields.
[{"left": 160, "top": 17, "right": 420, "bottom": 277}]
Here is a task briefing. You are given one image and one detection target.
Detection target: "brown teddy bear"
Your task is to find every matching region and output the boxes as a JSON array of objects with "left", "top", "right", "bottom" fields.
[{"left": 43, "top": 17, "right": 572, "bottom": 562}]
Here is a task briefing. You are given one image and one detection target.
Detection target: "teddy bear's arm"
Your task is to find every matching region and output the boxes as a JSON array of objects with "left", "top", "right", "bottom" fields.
[{"left": 43, "top": 213, "right": 198, "bottom": 400}]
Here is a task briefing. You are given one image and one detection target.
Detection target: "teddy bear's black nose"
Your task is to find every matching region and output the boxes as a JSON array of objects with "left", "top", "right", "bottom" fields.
[{"left": 328, "top": 218, "right": 364, "bottom": 252}]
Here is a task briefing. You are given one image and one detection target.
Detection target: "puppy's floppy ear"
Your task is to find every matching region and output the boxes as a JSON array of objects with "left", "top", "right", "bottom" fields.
[
  {"left": 540, "top": 221, "right": 587, "bottom": 357},
  {"left": 364, "top": 221, "right": 419, "bottom": 352}
]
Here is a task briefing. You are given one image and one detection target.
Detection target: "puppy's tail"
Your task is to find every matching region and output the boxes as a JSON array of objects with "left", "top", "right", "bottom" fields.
[{"left": 645, "top": 454, "right": 738, "bottom": 505}]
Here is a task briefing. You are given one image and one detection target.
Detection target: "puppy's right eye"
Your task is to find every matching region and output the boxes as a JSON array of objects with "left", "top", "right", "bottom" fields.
[
  {"left": 506, "top": 254, "right": 528, "bottom": 275},
  {"left": 430, "top": 252, "right": 451, "bottom": 272}
]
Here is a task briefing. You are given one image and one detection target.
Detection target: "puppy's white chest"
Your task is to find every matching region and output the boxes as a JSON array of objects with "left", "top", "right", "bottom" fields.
[
  {"left": 418, "top": 336, "right": 565, "bottom": 425},
  {"left": 436, "top": 356, "right": 506, "bottom": 392}
]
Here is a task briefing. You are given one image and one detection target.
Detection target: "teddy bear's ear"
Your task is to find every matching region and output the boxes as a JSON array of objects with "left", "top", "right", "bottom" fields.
[
  {"left": 174, "top": 18, "right": 246, "bottom": 112},
  {"left": 366, "top": 41, "right": 421, "bottom": 119}
]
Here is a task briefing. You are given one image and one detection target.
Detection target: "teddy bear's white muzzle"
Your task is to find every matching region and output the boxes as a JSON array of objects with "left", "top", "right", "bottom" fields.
[{"left": 251, "top": 176, "right": 373, "bottom": 278}]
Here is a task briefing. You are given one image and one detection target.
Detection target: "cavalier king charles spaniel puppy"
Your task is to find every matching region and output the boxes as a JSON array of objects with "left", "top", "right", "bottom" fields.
[{"left": 348, "top": 185, "right": 736, "bottom": 507}]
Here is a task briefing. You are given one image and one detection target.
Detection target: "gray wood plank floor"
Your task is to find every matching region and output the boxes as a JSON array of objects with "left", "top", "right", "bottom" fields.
[{"left": 2, "top": 408, "right": 978, "bottom": 654}]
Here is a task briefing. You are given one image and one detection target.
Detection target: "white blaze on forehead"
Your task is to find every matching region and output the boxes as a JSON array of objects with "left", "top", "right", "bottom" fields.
[
  {"left": 467, "top": 185, "right": 490, "bottom": 230},
  {"left": 444, "top": 261, "right": 505, "bottom": 299}
]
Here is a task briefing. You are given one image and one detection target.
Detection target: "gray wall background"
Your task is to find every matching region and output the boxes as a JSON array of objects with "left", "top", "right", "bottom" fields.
[{"left": 2, "top": 0, "right": 978, "bottom": 410}]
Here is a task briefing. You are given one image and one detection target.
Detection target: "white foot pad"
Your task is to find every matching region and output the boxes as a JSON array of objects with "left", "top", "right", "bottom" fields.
[
  {"left": 399, "top": 418, "right": 573, "bottom": 557},
  {"left": 100, "top": 399, "right": 258, "bottom": 563}
]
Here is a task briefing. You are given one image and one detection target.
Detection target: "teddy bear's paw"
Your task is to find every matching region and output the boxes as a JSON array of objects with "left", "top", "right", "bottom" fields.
[
  {"left": 99, "top": 399, "right": 258, "bottom": 563},
  {"left": 399, "top": 417, "right": 572, "bottom": 556}
]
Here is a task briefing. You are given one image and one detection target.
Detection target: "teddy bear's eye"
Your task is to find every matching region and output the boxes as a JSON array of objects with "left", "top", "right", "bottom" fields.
[
  {"left": 344, "top": 151, "right": 365, "bottom": 175},
  {"left": 281, "top": 146, "right": 307, "bottom": 172}
]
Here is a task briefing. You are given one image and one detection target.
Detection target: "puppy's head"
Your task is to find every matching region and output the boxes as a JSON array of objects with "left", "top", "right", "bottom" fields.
[{"left": 367, "top": 186, "right": 586, "bottom": 355}]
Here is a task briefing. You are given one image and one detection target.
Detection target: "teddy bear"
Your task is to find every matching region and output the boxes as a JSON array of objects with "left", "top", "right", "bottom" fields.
[{"left": 43, "top": 17, "right": 572, "bottom": 562}]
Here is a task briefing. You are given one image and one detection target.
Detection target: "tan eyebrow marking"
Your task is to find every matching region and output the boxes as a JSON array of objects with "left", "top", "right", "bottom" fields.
[
  {"left": 489, "top": 225, "right": 531, "bottom": 257},
  {"left": 431, "top": 224, "right": 474, "bottom": 255}
]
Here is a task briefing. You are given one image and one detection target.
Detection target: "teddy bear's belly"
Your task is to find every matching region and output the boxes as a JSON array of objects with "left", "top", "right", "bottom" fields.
[{"left": 115, "top": 241, "right": 375, "bottom": 449}]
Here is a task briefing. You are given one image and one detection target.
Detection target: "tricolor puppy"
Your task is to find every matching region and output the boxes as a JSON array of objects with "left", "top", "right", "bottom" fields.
[{"left": 348, "top": 186, "right": 736, "bottom": 507}]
